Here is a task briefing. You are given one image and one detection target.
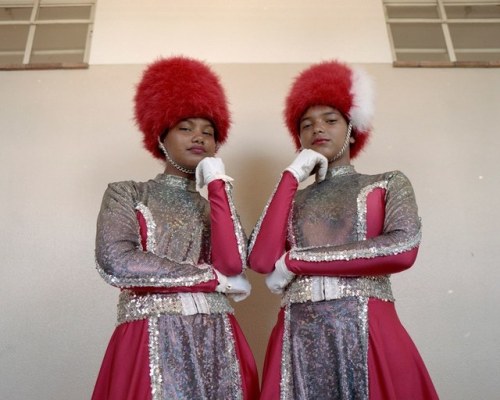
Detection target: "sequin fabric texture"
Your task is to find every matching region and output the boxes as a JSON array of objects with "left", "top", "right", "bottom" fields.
[
  {"left": 282, "top": 166, "right": 421, "bottom": 399},
  {"left": 96, "top": 174, "right": 215, "bottom": 288},
  {"left": 95, "top": 173, "right": 244, "bottom": 400}
]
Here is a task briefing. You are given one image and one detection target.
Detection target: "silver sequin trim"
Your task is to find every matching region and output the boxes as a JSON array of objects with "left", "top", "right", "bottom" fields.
[
  {"left": 287, "top": 199, "right": 297, "bottom": 248},
  {"left": 135, "top": 202, "right": 157, "bottom": 253},
  {"left": 282, "top": 275, "right": 394, "bottom": 306},
  {"left": 224, "top": 182, "right": 247, "bottom": 269},
  {"left": 359, "top": 297, "right": 370, "bottom": 400},
  {"left": 281, "top": 305, "right": 292, "bottom": 400},
  {"left": 148, "top": 316, "right": 163, "bottom": 400},
  {"left": 223, "top": 314, "right": 244, "bottom": 400},
  {"left": 289, "top": 229, "right": 421, "bottom": 262},
  {"left": 248, "top": 175, "right": 283, "bottom": 255},
  {"left": 117, "top": 291, "right": 234, "bottom": 325},
  {"left": 357, "top": 181, "right": 388, "bottom": 241},
  {"left": 95, "top": 259, "right": 215, "bottom": 288}
]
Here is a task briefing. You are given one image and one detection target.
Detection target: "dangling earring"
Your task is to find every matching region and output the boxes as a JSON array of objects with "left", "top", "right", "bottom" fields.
[
  {"left": 158, "top": 138, "right": 195, "bottom": 175},
  {"left": 329, "top": 123, "right": 353, "bottom": 163}
]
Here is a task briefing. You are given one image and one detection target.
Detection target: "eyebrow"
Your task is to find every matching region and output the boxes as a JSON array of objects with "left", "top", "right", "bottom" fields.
[
  {"left": 300, "top": 111, "right": 339, "bottom": 123},
  {"left": 182, "top": 118, "right": 214, "bottom": 129}
]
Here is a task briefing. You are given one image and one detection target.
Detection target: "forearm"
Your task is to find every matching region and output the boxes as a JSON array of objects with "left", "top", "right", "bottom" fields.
[
  {"left": 287, "top": 246, "right": 419, "bottom": 277},
  {"left": 208, "top": 179, "right": 246, "bottom": 275},
  {"left": 95, "top": 245, "right": 217, "bottom": 289},
  {"left": 126, "top": 279, "right": 218, "bottom": 294},
  {"left": 247, "top": 171, "right": 298, "bottom": 273}
]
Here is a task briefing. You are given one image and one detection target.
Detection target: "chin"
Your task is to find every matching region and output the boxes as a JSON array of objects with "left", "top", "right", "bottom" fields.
[
  {"left": 183, "top": 153, "right": 204, "bottom": 165},
  {"left": 311, "top": 147, "right": 334, "bottom": 160}
]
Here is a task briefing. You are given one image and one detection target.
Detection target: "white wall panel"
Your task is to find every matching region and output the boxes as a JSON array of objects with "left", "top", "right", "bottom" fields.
[{"left": 90, "top": 0, "right": 392, "bottom": 64}]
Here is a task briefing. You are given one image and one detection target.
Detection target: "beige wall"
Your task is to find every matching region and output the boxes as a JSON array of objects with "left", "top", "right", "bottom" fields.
[
  {"left": 90, "top": 0, "right": 392, "bottom": 64},
  {"left": 1, "top": 63, "right": 499, "bottom": 399}
]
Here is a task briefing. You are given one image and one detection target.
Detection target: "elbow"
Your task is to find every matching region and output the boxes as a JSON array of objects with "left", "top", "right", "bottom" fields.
[
  {"left": 247, "top": 253, "right": 274, "bottom": 274},
  {"left": 394, "top": 246, "right": 419, "bottom": 273},
  {"left": 403, "top": 246, "right": 418, "bottom": 269},
  {"left": 210, "top": 252, "right": 244, "bottom": 276},
  {"left": 213, "top": 264, "right": 243, "bottom": 276}
]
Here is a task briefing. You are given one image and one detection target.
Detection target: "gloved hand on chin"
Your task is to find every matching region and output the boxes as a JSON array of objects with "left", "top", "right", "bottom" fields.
[
  {"left": 285, "top": 149, "right": 328, "bottom": 183},
  {"left": 196, "top": 157, "right": 233, "bottom": 189}
]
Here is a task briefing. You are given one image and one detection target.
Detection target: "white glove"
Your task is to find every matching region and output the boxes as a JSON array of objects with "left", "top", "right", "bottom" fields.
[
  {"left": 286, "top": 149, "right": 328, "bottom": 183},
  {"left": 195, "top": 157, "right": 233, "bottom": 189},
  {"left": 265, "top": 253, "right": 295, "bottom": 294},
  {"left": 215, "top": 271, "right": 252, "bottom": 302}
]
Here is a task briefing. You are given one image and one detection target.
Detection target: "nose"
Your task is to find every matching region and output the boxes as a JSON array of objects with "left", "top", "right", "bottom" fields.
[
  {"left": 192, "top": 130, "right": 205, "bottom": 143},
  {"left": 313, "top": 121, "right": 324, "bottom": 134}
]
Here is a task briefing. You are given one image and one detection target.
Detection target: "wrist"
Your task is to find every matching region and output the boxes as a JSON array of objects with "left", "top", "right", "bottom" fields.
[
  {"left": 275, "top": 252, "right": 295, "bottom": 279},
  {"left": 215, "top": 270, "right": 228, "bottom": 291},
  {"left": 206, "top": 173, "right": 234, "bottom": 186},
  {"left": 284, "top": 167, "right": 301, "bottom": 183}
]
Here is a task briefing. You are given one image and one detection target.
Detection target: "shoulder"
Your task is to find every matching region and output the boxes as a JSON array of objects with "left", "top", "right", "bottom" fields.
[
  {"left": 103, "top": 179, "right": 149, "bottom": 204},
  {"left": 362, "top": 170, "right": 411, "bottom": 185},
  {"left": 377, "top": 171, "right": 416, "bottom": 199},
  {"left": 107, "top": 180, "right": 141, "bottom": 193},
  {"left": 385, "top": 170, "right": 412, "bottom": 186}
]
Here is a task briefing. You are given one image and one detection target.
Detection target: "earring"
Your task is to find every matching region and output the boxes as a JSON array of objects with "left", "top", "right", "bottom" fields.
[{"left": 349, "top": 137, "right": 355, "bottom": 144}]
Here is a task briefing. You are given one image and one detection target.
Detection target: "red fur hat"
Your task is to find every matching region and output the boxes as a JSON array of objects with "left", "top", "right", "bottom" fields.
[
  {"left": 134, "top": 56, "right": 231, "bottom": 159},
  {"left": 284, "top": 60, "right": 374, "bottom": 159}
]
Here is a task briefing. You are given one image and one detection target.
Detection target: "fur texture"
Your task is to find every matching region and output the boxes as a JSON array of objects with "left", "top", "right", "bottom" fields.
[
  {"left": 134, "top": 57, "right": 231, "bottom": 159},
  {"left": 284, "top": 60, "right": 374, "bottom": 159}
]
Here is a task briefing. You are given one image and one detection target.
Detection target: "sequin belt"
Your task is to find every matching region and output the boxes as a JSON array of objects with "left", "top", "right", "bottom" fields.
[
  {"left": 282, "top": 275, "right": 394, "bottom": 306},
  {"left": 117, "top": 290, "right": 234, "bottom": 325}
]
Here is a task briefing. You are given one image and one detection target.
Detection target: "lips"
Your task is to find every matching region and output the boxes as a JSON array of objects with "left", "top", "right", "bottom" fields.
[
  {"left": 312, "top": 138, "right": 330, "bottom": 145},
  {"left": 188, "top": 145, "right": 206, "bottom": 154}
]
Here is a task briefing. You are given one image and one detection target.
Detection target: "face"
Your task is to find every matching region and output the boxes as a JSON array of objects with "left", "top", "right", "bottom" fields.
[
  {"left": 299, "top": 105, "right": 350, "bottom": 165},
  {"left": 162, "top": 118, "right": 217, "bottom": 175}
]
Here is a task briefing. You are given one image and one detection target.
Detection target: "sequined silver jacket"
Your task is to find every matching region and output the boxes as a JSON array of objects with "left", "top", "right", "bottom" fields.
[
  {"left": 249, "top": 166, "right": 421, "bottom": 304},
  {"left": 95, "top": 173, "right": 244, "bottom": 289}
]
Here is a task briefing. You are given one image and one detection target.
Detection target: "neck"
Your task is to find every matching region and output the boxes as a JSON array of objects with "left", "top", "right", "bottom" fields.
[
  {"left": 164, "top": 164, "right": 195, "bottom": 180},
  {"left": 328, "top": 153, "right": 351, "bottom": 169}
]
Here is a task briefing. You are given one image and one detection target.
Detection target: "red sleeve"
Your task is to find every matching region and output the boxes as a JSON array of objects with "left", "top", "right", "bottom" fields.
[
  {"left": 247, "top": 171, "right": 298, "bottom": 274},
  {"left": 207, "top": 179, "right": 245, "bottom": 276},
  {"left": 127, "top": 281, "right": 218, "bottom": 294},
  {"left": 286, "top": 247, "right": 418, "bottom": 277}
]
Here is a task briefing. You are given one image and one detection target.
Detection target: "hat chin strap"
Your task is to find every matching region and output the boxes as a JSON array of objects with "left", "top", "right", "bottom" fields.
[
  {"left": 329, "top": 123, "right": 352, "bottom": 164},
  {"left": 158, "top": 140, "right": 196, "bottom": 175}
]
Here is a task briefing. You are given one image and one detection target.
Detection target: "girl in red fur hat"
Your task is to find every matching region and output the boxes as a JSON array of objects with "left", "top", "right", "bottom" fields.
[
  {"left": 92, "top": 57, "right": 259, "bottom": 400},
  {"left": 248, "top": 60, "right": 438, "bottom": 399}
]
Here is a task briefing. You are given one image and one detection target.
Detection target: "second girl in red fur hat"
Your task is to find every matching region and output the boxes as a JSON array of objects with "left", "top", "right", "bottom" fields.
[
  {"left": 92, "top": 57, "right": 259, "bottom": 400},
  {"left": 248, "top": 60, "right": 438, "bottom": 399}
]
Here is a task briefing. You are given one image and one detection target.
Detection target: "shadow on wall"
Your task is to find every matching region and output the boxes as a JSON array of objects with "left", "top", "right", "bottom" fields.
[{"left": 231, "top": 152, "right": 285, "bottom": 380}]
